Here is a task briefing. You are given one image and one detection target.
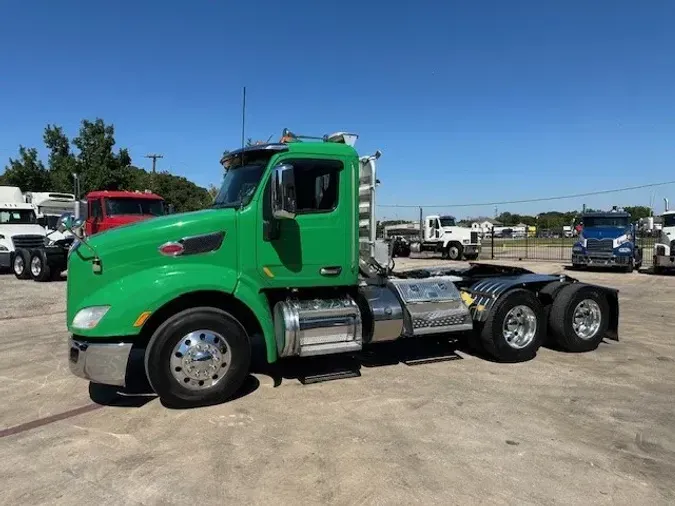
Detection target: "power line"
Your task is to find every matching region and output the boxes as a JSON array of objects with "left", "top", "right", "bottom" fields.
[{"left": 377, "top": 179, "right": 675, "bottom": 208}]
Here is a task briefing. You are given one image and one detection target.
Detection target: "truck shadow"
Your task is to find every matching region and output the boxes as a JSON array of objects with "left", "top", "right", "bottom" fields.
[
  {"left": 252, "top": 337, "right": 465, "bottom": 387},
  {"left": 90, "top": 338, "right": 468, "bottom": 409}
]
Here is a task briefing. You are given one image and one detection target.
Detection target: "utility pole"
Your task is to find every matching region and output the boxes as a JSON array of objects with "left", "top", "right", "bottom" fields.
[{"left": 145, "top": 154, "right": 164, "bottom": 174}]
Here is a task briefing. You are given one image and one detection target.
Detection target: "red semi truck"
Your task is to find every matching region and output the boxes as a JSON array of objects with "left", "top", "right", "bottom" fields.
[
  {"left": 16, "top": 190, "right": 166, "bottom": 281},
  {"left": 84, "top": 190, "right": 165, "bottom": 235}
]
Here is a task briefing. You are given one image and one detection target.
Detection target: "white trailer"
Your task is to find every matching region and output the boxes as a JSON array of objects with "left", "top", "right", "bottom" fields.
[
  {"left": 410, "top": 215, "right": 481, "bottom": 260},
  {"left": 0, "top": 186, "right": 47, "bottom": 276}
]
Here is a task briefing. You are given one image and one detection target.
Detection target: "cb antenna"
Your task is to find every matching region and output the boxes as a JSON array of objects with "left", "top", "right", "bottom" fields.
[{"left": 240, "top": 86, "right": 246, "bottom": 150}]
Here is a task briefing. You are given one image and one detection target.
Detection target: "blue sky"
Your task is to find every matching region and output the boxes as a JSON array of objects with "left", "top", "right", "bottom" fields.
[{"left": 1, "top": 0, "right": 674, "bottom": 220}]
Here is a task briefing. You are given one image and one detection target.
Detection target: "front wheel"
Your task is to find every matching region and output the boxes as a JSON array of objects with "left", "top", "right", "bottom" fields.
[
  {"left": 548, "top": 284, "right": 609, "bottom": 352},
  {"left": 446, "top": 243, "right": 463, "bottom": 261},
  {"left": 479, "top": 288, "right": 545, "bottom": 362},
  {"left": 12, "top": 248, "right": 31, "bottom": 279},
  {"left": 144, "top": 307, "right": 251, "bottom": 408}
]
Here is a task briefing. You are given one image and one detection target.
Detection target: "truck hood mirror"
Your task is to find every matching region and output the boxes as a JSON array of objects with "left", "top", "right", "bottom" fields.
[{"left": 272, "top": 163, "right": 297, "bottom": 219}]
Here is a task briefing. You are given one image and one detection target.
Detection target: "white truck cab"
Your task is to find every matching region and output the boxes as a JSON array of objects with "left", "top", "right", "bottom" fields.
[
  {"left": 653, "top": 199, "right": 675, "bottom": 273},
  {"left": 410, "top": 214, "right": 481, "bottom": 260},
  {"left": 0, "top": 186, "right": 47, "bottom": 274}
]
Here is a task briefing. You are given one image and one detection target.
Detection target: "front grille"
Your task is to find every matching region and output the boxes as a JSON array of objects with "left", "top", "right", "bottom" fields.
[
  {"left": 470, "top": 231, "right": 478, "bottom": 244},
  {"left": 585, "top": 238, "right": 613, "bottom": 253},
  {"left": 670, "top": 240, "right": 675, "bottom": 256},
  {"left": 12, "top": 235, "right": 45, "bottom": 249}
]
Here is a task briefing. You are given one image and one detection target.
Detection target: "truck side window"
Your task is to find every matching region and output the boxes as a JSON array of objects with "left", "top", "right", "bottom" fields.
[
  {"left": 90, "top": 199, "right": 103, "bottom": 219},
  {"left": 428, "top": 219, "right": 434, "bottom": 229},
  {"left": 291, "top": 159, "right": 342, "bottom": 213}
]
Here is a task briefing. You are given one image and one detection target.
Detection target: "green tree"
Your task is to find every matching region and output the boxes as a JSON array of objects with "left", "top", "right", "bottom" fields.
[
  {"left": 72, "top": 119, "right": 131, "bottom": 192},
  {"left": 624, "top": 206, "right": 652, "bottom": 221},
  {"left": 43, "top": 125, "right": 78, "bottom": 193},
  {"left": 0, "top": 146, "right": 50, "bottom": 190}
]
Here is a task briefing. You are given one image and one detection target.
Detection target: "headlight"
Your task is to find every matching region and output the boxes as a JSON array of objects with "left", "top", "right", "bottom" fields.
[
  {"left": 618, "top": 247, "right": 631, "bottom": 253},
  {"left": 572, "top": 245, "right": 584, "bottom": 252},
  {"left": 463, "top": 239, "right": 470, "bottom": 244},
  {"left": 72, "top": 306, "right": 110, "bottom": 330},
  {"left": 0, "top": 245, "right": 7, "bottom": 252}
]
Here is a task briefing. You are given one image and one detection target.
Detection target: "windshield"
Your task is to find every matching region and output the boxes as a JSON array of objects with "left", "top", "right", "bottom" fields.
[
  {"left": 38, "top": 215, "right": 61, "bottom": 230},
  {"left": 664, "top": 214, "right": 675, "bottom": 227},
  {"left": 439, "top": 217, "right": 456, "bottom": 227},
  {"left": 213, "top": 163, "right": 266, "bottom": 208},
  {"left": 105, "top": 198, "right": 165, "bottom": 216},
  {"left": 0, "top": 209, "right": 37, "bottom": 225},
  {"left": 583, "top": 216, "right": 629, "bottom": 228}
]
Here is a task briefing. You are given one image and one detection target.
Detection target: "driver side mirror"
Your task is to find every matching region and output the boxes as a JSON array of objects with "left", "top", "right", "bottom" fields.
[{"left": 271, "top": 164, "right": 297, "bottom": 220}]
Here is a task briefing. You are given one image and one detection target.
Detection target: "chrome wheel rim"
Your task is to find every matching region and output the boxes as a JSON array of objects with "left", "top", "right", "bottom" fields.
[
  {"left": 30, "top": 256, "right": 41, "bottom": 276},
  {"left": 13, "top": 256, "right": 24, "bottom": 274},
  {"left": 502, "top": 305, "right": 537, "bottom": 349},
  {"left": 170, "top": 330, "right": 231, "bottom": 390},
  {"left": 572, "top": 299, "right": 602, "bottom": 340},
  {"left": 449, "top": 247, "right": 459, "bottom": 259}
]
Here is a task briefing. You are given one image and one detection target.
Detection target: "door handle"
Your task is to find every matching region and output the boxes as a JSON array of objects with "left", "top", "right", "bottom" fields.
[{"left": 320, "top": 266, "right": 342, "bottom": 276}]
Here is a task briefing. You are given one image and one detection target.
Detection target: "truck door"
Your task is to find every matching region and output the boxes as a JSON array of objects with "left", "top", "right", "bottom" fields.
[
  {"left": 87, "top": 198, "right": 103, "bottom": 235},
  {"left": 425, "top": 218, "right": 434, "bottom": 241},
  {"left": 256, "top": 156, "right": 353, "bottom": 287}
]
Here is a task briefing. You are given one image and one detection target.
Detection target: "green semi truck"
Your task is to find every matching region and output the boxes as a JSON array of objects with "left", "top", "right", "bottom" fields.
[{"left": 67, "top": 130, "right": 620, "bottom": 407}]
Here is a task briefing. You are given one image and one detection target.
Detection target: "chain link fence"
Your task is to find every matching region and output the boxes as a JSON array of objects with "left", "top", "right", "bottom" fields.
[{"left": 479, "top": 230, "right": 656, "bottom": 266}]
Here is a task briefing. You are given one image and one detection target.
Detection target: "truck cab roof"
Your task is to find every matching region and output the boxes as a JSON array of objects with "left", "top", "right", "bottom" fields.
[
  {"left": 581, "top": 211, "right": 630, "bottom": 219},
  {"left": 87, "top": 190, "right": 164, "bottom": 200}
]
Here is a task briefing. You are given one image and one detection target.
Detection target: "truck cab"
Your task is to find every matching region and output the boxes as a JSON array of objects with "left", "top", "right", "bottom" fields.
[
  {"left": 652, "top": 199, "right": 675, "bottom": 273},
  {"left": 411, "top": 215, "right": 481, "bottom": 260},
  {"left": 85, "top": 190, "right": 165, "bottom": 236},
  {"left": 0, "top": 186, "right": 47, "bottom": 276},
  {"left": 65, "top": 129, "right": 620, "bottom": 408},
  {"left": 571, "top": 210, "right": 640, "bottom": 272}
]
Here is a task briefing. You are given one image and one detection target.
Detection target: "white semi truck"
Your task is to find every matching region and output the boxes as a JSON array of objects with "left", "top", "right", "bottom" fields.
[
  {"left": 24, "top": 192, "right": 76, "bottom": 233},
  {"left": 653, "top": 198, "right": 675, "bottom": 274},
  {"left": 410, "top": 215, "right": 481, "bottom": 260},
  {"left": 0, "top": 186, "right": 47, "bottom": 276}
]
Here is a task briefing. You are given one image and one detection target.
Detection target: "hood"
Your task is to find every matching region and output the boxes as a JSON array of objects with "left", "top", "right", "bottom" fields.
[
  {"left": 581, "top": 227, "right": 629, "bottom": 239},
  {"left": 0, "top": 224, "right": 46, "bottom": 238},
  {"left": 88, "top": 208, "right": 234, "bottom": 252}
]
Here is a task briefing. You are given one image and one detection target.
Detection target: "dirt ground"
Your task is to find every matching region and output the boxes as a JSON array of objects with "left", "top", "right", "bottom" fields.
[{"left": 1, "top": 260, "right": 674, "bottom": 505}]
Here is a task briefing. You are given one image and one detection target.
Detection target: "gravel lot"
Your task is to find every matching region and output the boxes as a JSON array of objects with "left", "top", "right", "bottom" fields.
[{"left": 1, "top": 260, "right": 674, "bottom": 505}]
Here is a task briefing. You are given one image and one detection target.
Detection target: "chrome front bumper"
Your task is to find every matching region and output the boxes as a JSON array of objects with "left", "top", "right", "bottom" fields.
[
  {"left": 69, "top": 338, "right": 133, "bottom": 387},
  {"left": 572, "top": 254, "right": 631, "bottom": 266}
]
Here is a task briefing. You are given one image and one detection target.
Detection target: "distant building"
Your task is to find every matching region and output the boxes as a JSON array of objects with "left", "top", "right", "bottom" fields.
[{"left": 471, "top": 219, "right": 502, "bottom": 235}]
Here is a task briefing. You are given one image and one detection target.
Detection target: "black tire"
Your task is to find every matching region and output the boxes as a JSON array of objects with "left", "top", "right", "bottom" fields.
[
  {"left": 446, "top": 242, "right": 463, "bottom": 261},
  {"left": 29, "top": 250, "right": 52, "bottom": 282},
  {"left": 144, "top": 307, "right": 251, "bottom": 408},
  {"left": 464, "top": 253, "right": 479, "bottom": 261},
  {"left": 12, "top": 248, "right": 31, "bottom": 279},
  {"left": 479, "top": 288, "right": 545, "bottom": 362},
  {"left": 548, "top": 283, "right": 609, "bottom": 353}
]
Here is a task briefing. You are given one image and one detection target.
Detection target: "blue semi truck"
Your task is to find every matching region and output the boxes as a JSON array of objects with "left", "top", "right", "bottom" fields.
[{"left": 571, "top": 210, "right": 642, "bottom": 272}]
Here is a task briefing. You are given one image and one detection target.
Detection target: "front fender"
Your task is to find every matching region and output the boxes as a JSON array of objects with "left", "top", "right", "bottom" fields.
[
  {"left": 70, "top": 264, "right": 240, "bottom": 338},
  {"left": 69, "top": 265, "right": 278, "bottom": 363}
]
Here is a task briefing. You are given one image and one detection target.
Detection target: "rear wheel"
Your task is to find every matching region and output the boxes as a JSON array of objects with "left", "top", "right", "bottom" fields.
[
  {"left": 29, "top": 250, "right": 52, "bottom": 282},
  {"left": 479, "top": 289, "right": 545, "bottom": 362},
  {"left": 145, "top": 307, "right": 251, "bottom": 408},
  {"left": 548, "top": 284, "right": 609, "bottom": 352},
  {"left": 12, "top": 248, "right": 31, "bottom": 279}
]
